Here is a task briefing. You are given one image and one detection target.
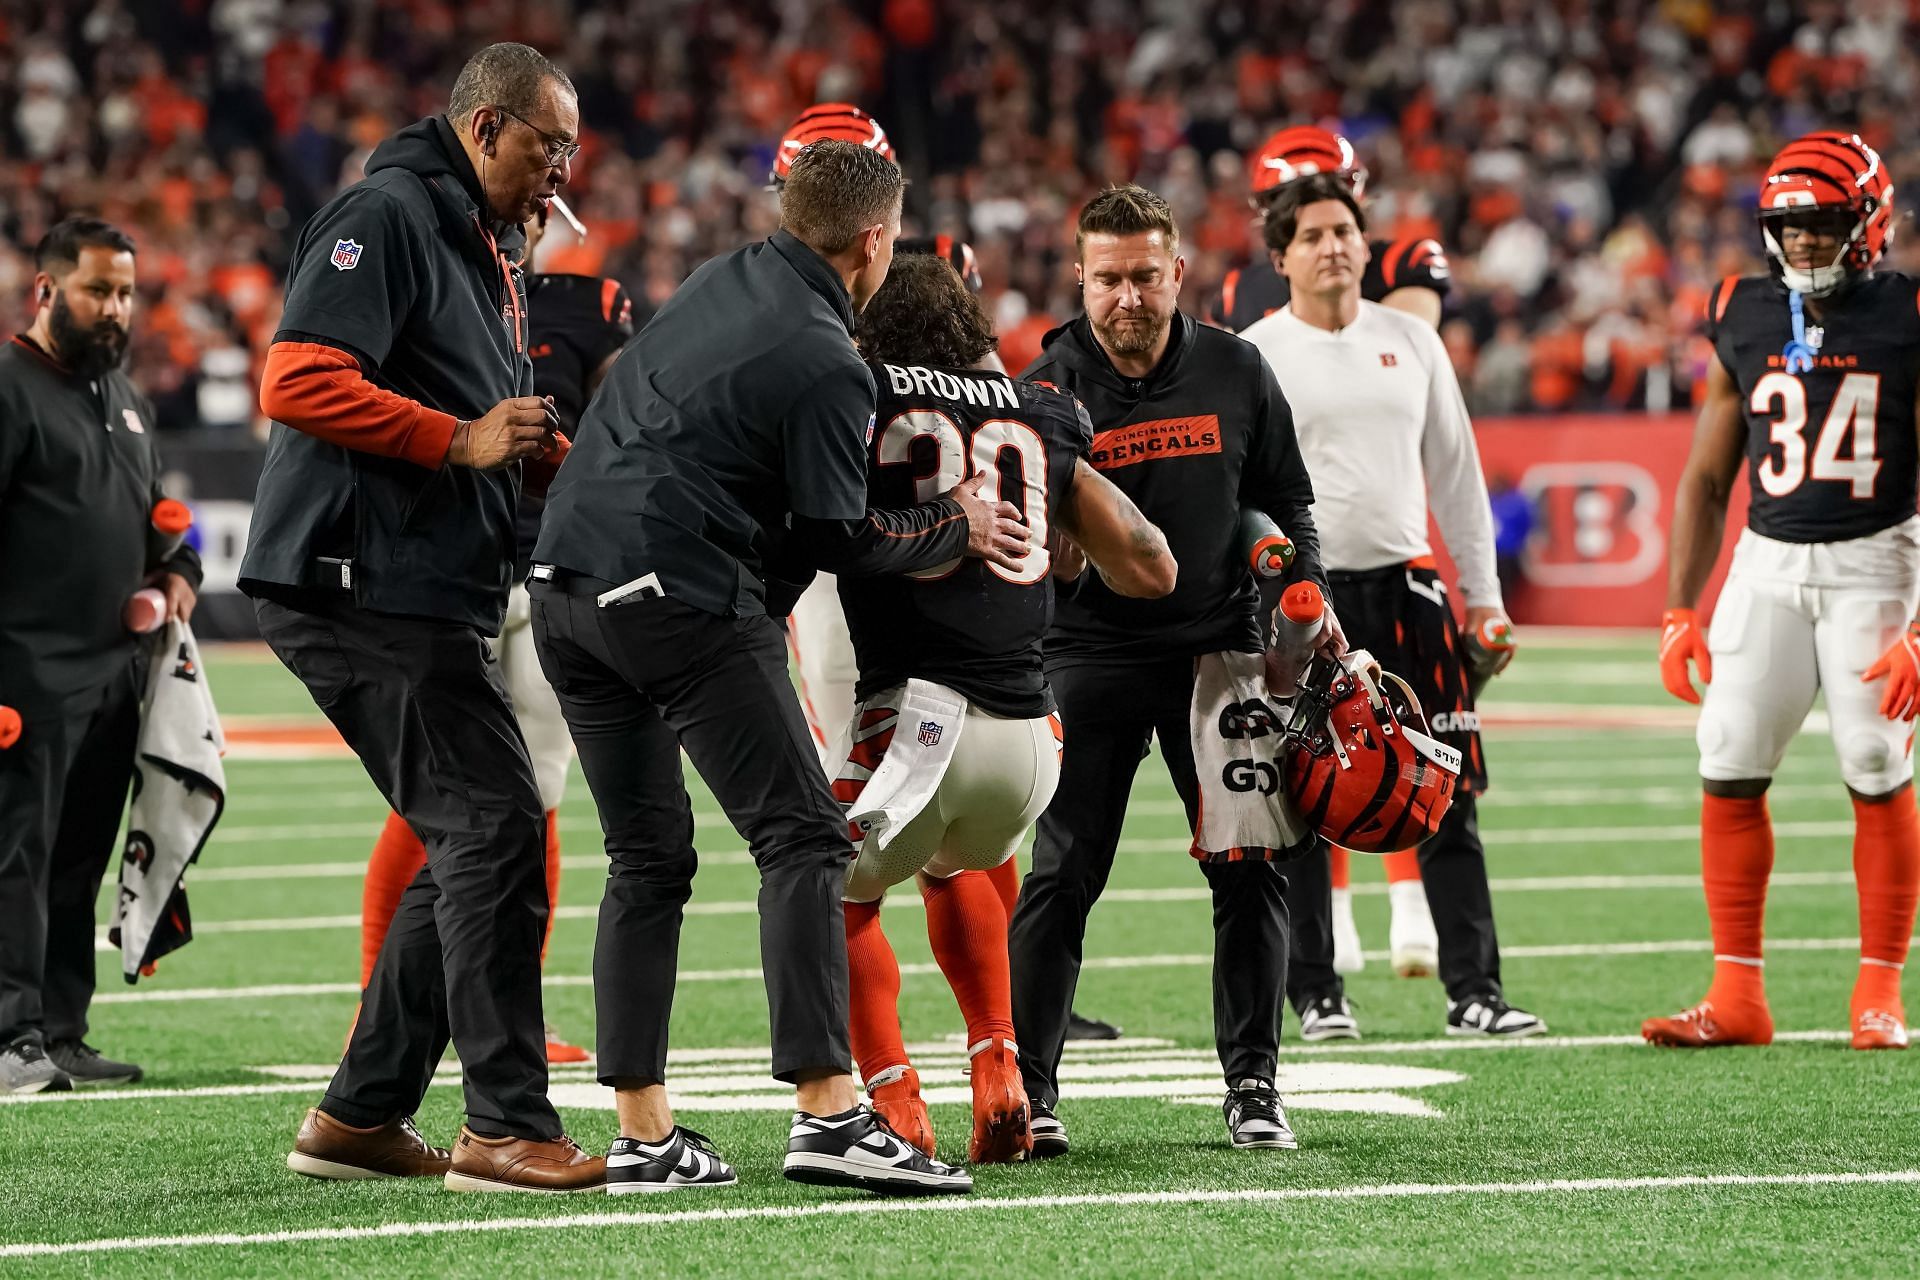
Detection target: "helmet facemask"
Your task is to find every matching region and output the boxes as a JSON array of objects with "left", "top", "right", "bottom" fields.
[{"left": 1758, "top": 204, "right": 1868, "bottom": 298}]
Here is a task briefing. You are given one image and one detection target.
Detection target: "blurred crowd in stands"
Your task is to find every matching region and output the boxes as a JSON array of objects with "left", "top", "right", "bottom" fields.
[{"left": 2, "top": 0, "right": 1918, "bottom": 431}]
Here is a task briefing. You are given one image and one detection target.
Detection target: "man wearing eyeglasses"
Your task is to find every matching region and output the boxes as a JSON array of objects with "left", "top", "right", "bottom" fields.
[{"left": 241, "top": 43, "right": 601, "bottom": 1194}]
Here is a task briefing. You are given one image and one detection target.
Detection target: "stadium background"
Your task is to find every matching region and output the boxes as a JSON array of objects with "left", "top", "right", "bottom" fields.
[
  {"left": 4, "top": 0, "right": 1909, "bottom": 631},
  {"left": 5, "top": 4, "right": 1920, "bottom": 1270}
]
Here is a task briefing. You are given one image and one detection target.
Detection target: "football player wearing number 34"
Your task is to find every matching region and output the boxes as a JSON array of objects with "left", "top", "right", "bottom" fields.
[{"left": 1651, "top": 131, "right": 1920, "bottom": 1052}]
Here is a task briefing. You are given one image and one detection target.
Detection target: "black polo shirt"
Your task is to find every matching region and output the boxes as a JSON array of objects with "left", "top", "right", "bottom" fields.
[
  {"left": 535, "top": 231, "right": 880, "bottom": 617},
  {"left": 0, "top": 336, "right": 202, "bottom": 715}
]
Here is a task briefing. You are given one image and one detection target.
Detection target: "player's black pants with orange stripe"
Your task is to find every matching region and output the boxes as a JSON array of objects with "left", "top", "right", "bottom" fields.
[
  {"left": 1284, "top": 562, "right": 1503, "bottom": 1009},
  {"left": 1010, "top": 654, "right": 1291, "bottom": 1108},
  {"left": 252, "top": 592, "right": 560, "bottom": 1141},
  {"left": 528, "top": 576, "right": 854, "bottom": 1086}
]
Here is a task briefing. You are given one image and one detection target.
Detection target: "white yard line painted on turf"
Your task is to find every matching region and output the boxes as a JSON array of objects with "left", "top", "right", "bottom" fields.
[
  {"left": 108, "top": 871, "right": 1857, "bottom": 947},
  {"left": 5, "top": 1171, "right": 1917, "bottom": 1258},
  {"left": 88, "top": 936, "right": 1907, "bottom": 1004}
]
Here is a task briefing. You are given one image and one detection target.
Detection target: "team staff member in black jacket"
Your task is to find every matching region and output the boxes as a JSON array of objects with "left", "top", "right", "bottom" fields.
[
  {"left": 531, "top": 141, "right": 1023, "bottom": 1195},
  {"left": 241, "top": 43, "right": 600, "bottom": 1194},
  {"left": 1009, "top": 185, "right": 1337, "bottom": 1155},
  {"left": 0, "top": 217, "right": 202, "bottom": 1096}
]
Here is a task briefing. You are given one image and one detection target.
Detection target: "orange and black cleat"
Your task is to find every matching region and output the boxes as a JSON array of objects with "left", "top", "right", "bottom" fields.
[
  {"left": 867, "top": 1065, "right": 936, "bottom": 1158},
  {"left": 967, "top": 1038, "right": 1032, "bottom": 1164},
  {"left": 1641, "top": 1000, "right": 1774, "bottom": 1048}
]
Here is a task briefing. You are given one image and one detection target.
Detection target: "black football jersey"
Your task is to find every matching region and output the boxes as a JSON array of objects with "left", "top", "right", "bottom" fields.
[
  {"left": 1212, "top": 236, "right": 1452, "bottom": 333},
  {"left": 837, "top": 361, "right": 1094, "bottom": 717},
  {"left": 518, "top": 273, "right": 635, "bottom": 572},
  {"left": 1706, "top": 272, "right": 1920, "bottom": 543}
]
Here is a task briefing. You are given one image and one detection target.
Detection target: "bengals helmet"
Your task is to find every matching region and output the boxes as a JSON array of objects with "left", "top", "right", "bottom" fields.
[
  {"left": 1281, "top": 650, "right": 1461, "bottom": 854},
  {"left": 897, "top": 234, "right": 983, "bottom": 293},
  {"left": 1757, "top": 131, "right": 1893, "bottom": 297},
  {"left": 770, "top": 103, "right": 896, "bottom": 186},
  {"left": 1247, "top": 125, "right": 1367, "bottom": 207}
]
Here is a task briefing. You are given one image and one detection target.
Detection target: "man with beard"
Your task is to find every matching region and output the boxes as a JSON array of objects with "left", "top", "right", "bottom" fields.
[
  {"left": 0, "top": 216, "right": 202, "bottom": 1094},
  {"left": 1008, "top": 185, "right": 1337, "bottom": 1154}
]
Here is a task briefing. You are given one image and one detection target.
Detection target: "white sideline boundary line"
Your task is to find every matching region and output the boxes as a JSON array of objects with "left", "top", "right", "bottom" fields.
[
  {"left": 88, "top": 935, "right": 1905, "bottom": 1004},
  {"left": 3, "top": 1170, "right": 1915, "bottom": 1258},
  {"left": 108, "top": 871, "right": 1859, "bottom": 944}
]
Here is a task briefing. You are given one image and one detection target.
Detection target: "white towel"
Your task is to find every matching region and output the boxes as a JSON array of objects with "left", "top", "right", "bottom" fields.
[
  {"left": 108, "top": 620, "right": 226, "bottom": 982},
  {"left": 829, "top": 678, "right": 967, "bottom": 852},
  {"left": 1188, "top": 650, "right": 1315, "bottom": 862}
]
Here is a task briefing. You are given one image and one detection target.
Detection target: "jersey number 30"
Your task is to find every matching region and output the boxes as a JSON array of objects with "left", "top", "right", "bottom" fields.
[
  {"left": 878, "top": 410, "right": 1051, "bottom": 584},
  {"left": 1751, "top": 371, "right": 1883, "bottom": 499}
]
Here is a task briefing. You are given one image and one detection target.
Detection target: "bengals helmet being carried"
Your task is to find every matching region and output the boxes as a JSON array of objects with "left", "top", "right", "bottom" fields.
[
  {"left": 770, "top": 103, "right": 896, "bottom": 185},
  {"left": 1281, "top": 650, "right": 1461, "bottom": 854},
  {"left": 1756, "top": 131, "right": 1894, "bottom": 297},
  {"left": 1247, "top": 125, "right": 1367, "bottom": 207}
]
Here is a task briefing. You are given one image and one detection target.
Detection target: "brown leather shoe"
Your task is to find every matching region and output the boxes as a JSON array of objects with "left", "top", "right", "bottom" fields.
[
  {"left": 286, "top": 1108, "right": 451, "bottom": 1180},
  {"left": 444, "top": 1127, "right": 606, "bottom": 1194}
]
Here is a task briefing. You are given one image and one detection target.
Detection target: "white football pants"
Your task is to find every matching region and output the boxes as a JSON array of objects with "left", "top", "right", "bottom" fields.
[
  {"left": 1698, "top": 518, "right": 1920, "bottom": 795},
  {"left": 496, "top": 581, "right": 572, "bottom": 811},
  {"left": 789, "top": 573, "right": 860, "bottom": 762}
]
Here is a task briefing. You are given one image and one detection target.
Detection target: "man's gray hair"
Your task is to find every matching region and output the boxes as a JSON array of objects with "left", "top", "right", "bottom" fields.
[
  {"left": 447, "top": 43, "right": 574, "bottom": 126},
  {"left": 778, "top": 140, "right": 906, "bottom": 257}
]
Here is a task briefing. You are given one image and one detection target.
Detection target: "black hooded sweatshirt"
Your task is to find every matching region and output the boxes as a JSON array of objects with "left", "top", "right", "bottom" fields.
[
  {"left": 240, "top": 115, "right": 541, "bottom": 633},
  {"left": 1022, "top": 312, "right": 1324, "bottom": 665}
]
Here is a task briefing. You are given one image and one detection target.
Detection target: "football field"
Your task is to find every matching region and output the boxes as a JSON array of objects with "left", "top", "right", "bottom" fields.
[{"left": 3, "top": 630, "right": 1916, "bottom": 1277}]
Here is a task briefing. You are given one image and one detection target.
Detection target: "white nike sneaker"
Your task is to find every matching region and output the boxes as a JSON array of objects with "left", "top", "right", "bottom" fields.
[
  {"left": 1331, "top": 887, "right": 1365, "bottom": 975},
  {"left": 1388, "top": 880, "right": 1439, "bottom": 978},
  {"left": 606, "top": 1127, "right": 737, "bottom": 1194},
  {"left": 783, "top": 1107, "right": 972, "bottom": 1195}
]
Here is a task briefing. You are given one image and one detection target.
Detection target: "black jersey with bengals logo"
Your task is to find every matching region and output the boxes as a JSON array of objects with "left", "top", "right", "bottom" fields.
[
  {"left": 837, "top": 361, "right": 1093, "bottom": 717},
  {"left": 1212, "top": 236, "right": 1452, "bottom": 333},
  {"left": 518, "top": 272, "right": 635, "bottom": 572},
  {"left": 1705, "top": 272, "right": 1920, "bottom": 544}
]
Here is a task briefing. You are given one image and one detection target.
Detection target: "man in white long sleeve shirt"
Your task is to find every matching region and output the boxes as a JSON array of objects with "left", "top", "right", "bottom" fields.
[{"left": 1241, "top": 174, "right": 1544, "bottom": 1041}]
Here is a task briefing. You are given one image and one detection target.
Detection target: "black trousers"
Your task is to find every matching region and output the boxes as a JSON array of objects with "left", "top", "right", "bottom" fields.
[
  {"left": 253, "top": 595, "right": 558, "bottom": 1140},
  {"left": 1285, "top": 562, "right": 1503, "bottom": 1007},
  {"left": 528, "top": 578, "right": 852, "bottom": 1086},
  {"left": 0, "top": 670, "right": 139, "bottom": 1047},
  {"left": 1009, "top": 654, "right": 1289, "bottom": 1107}
]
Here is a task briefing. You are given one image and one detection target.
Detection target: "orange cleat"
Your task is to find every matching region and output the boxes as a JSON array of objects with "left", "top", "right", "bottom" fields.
[
  {"left": 1641, "top": 1000, "right": 1774, "bottom": 1047},
  {"left": 869, "top": 1066, "right": 936, "bottom": 1157},
  {"left": 967, "top": 1039, "right": 1032, "bottom": 1164},
  {"left": 545, "top": 1024, "right": 591, "bottom": 1065},
  {"left": 1852, "top": 1008, "right": 1909, "bottom": 1050}
]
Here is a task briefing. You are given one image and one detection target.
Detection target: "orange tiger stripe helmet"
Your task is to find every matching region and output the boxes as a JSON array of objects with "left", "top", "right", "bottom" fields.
[
  {"left": 1757, "top": 131, "right": 1893, "bottom": 296},
  {"left": 1281, "top": 650, "right": 1461, "bottom": 854},
  {"left": 770, "top": 103, "right": 896, "bottom": 185},
  {"left": 1247, "top": 125, "right": 1367, "bottom": 207}
]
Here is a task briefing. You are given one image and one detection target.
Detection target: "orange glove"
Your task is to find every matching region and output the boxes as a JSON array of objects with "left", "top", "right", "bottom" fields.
[
  {"left": 1862, "top": 621, "right": 1920, "bottom": 721},
  {"left": 1659, "top": 607, "right": 1712, "bottom": 705}
]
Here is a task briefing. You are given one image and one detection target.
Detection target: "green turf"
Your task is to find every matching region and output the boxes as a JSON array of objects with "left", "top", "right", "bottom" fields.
[{"left": 3, "top": 633, "right": 1916, "bottom": 1276}]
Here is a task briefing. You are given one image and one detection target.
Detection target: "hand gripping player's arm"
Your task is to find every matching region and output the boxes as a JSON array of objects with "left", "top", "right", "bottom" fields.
[
  {"left": 1860, "top": 392, "right": 1920, "bottom": 720},
  {"left": 1661, "top": 353, "right": 1744, "bottom": 704}
]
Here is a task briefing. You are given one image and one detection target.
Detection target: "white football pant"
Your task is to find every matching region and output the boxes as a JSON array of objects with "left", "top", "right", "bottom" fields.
[
  {"left": 789, "top": 573, "right": 860, "bottom": 761},
  {"left": 1698, "top": 518, "right": 1920, "bottom": 795},
  {"left": 843, "top": 699, "right": 1062, "bottom": 904},
  {"left": 496, "top": 581, "right": 572, "bottom": 811}
]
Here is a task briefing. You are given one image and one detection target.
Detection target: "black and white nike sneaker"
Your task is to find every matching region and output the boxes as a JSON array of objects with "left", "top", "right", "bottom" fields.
[
  {"left": 1297, "top": 994, "right": 1361, "bottom": 1042},
  {"left": 1223, "top": 1078, "right": 1298, "bottom": 1150},
  {"left": 783, "top": 1107, "right": 972, "bottom": 1195},
  {"left": 1028, "top": 1098, "right": 1070, "bottom": 1159},
  {"left": 606, "top": 1127, "right": 737, "bottom": 1194},
  {"left": 1447, "top": 995, "right": 1547, "bottom": 1038}
]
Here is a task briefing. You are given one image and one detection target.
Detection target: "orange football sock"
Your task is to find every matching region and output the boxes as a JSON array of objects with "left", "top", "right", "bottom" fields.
[
  {"left": 921, "top": 870, "right": 1016, "bottom": 1046},
  {"left": 360, "top": 811, "right": 428, "bottom": 988},
  {"left": 1381, "top": 847, "right": 1421, "bottom": 885},
  {"left": 540, "top": 810, "right": 562, "bottom": 965},
  {"left": 1850, "top": 792, "right": 1919, "bottom": 1018},
  {"left": 844, "top": 900, "right": 910, "bottom": 1082},
  {"left": 1330, "top": 843, "right": 1351, "bottom": 891},
  {"left": 1700, "top": 792, "right": 1774, "bottom": 1011},
  {"left": 983, "top": 859, "right": 1021, "bottom": 919}
]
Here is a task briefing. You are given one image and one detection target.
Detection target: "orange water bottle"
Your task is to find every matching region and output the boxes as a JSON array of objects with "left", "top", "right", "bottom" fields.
[
  {"left": 1238, "top": 508, "right": 1295, "bottom": 579},
  {"left": 1265, "top": 581, "right": 1325, "bottom": 695},
  {"left": 1464, "top": 614, "right": 1514, "bottom": 700}
]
